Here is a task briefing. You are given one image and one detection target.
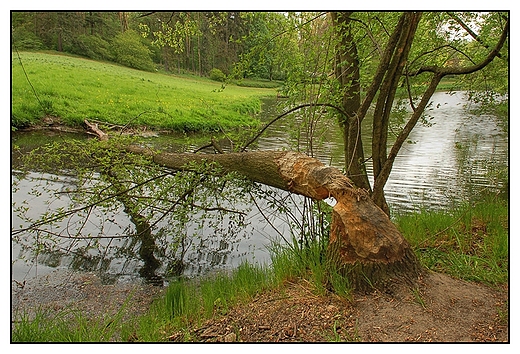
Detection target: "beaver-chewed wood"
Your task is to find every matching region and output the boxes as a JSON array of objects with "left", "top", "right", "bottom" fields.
[{"left": 123, "top": 146, "right": 422, "bottom": 291}]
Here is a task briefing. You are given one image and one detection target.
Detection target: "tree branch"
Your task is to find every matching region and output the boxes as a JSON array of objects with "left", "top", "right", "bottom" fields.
[
  {"left": 414, "top": 17, "right": 509, "bottom": 77},
  {"left": 11, "top": 170, "right": 170, "bottom": 236},
  {"left": 240, "top": 103, "right": 348, "bottom": 152},
  {"left": 357, "top": 13, "right": 407, "bottom": 121},
  {"left": 409, "top": 44, "right": 477, "bottom": 69},
  {"left": 447, "top": 12, "right": 506, "bottom": 60}
]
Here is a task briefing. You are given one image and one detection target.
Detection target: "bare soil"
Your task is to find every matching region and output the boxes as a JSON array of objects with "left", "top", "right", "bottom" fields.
[
  {"left": 11, "top": 270, "right": 164, "bottom": 324},
  {"left": 11, "top": 269, "right": 508, "bottom": 343}
]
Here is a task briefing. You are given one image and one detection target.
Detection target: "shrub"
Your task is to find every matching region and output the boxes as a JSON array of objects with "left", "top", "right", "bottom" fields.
[
  {"left": 69, "top": 34, "right": 113, "bottom": 61},
  {"left": 11, "top": 28, "right": 44, "bottom": 50},
  {"left": 209, "top": 68, "right": 226, "bottom": 82},
  {"left": 111, "top": 30, "right": 155, "bottom": 72}
]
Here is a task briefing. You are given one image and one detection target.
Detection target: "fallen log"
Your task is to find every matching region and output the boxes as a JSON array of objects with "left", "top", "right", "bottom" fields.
[
  {"left": 85, "top": 120, "right": 421, "bottom": 290},
  {"left": 84, "top": 119, "right": 109, "bottom": 141},
  {"left": 125, "top": 145, "right": 421, "bottom": 290}
]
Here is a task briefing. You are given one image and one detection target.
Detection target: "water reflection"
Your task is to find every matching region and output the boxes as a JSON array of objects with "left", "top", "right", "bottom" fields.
[
  {"left": 383, "top": 92, "right": 508, "bottom": 212},
  {"left": 252, "top": 92, "right": 507, "bottom": 213},
  {"left": 11, "top": 166, "right": 263, "bottom": 285}
]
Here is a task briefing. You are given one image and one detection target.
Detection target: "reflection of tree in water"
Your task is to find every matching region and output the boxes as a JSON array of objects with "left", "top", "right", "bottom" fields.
[
  {"left": 11, "top": 138, "right": 252, "bottom": 285},
  {"left": 13, "top": 176, "right": 251, "bottom": 285}
]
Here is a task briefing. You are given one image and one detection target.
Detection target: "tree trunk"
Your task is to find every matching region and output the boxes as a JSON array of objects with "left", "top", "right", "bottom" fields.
[
  {"left": 330, "top": 12, "right": 372, "bottom": 192},
  {"left": 371, "top": 12, "right": 422, "bottom": 216},
  {"left": 126, "top": 146, "right": 422, "bottom": 291}
]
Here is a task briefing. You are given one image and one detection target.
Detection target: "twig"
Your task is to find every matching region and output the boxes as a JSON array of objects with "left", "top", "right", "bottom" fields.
[{"left": 241, "top": 103, "right": 348, "bottom": 152}]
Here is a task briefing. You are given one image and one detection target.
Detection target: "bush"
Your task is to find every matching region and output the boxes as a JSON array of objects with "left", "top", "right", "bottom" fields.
[
  {"left": 111, "top": 30, "right": 155, "bottom": 72},
  {"left": 69, "top": 34, "right": 113, "bottom": 61},
  {"left": 11, "top": 28, "right": 44, "bottom": 50},
  {"left": 209, "top": 68, "right": 226, "bottom": 82}
]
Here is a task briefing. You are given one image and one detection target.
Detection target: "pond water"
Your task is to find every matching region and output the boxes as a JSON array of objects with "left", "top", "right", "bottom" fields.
[
  {"left": 253, "top": 91, "right": 508, "bottom": 212},
  {"left": 11, "top": 91, "right": 508, "bottom": 285}
]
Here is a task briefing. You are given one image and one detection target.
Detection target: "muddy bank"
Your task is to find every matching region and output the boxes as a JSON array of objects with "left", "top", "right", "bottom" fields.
[
  {"left": 11, "top": 269, "right": 508, "bottom": 342},
  {"left": 171, "top": 272, "right": 508, "bottom": 343},
  {"left": 11, "top": 269, "right": 165, "bottom": 323}
]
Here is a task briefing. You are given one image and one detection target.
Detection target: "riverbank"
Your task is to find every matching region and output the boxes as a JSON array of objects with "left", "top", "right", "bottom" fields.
[
  {"left": 183, "top": 271, "right": 508, "bottom": 342},
  {"left": 12, "top": 269, "right": 164, "bottom": 320},
  {"left": 11, "top": 268, "right": 508, "bottom": 342},
  {"left": 11, "top": 269, "right": 165, "bottom": 342}
]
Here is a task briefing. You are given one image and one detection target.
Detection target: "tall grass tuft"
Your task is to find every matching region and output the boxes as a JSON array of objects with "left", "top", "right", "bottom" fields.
[
  {"left": 12, "top": 304, "right": 128, "bottom": 342},
  {"left": 131, "top": 262, "right": 271, "bottom": 341},
  {"left": 395, "top": 196, "right": 508, "bottom": 285},
  {"left": 268, "top": 238, "right": 353, "bottom": 297}
]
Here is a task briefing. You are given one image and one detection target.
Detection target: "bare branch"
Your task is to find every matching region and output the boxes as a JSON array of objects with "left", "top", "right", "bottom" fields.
[
  {"left": 30, "top": 227, "right": 134, "bottom": 239},
  {"left": 241, "top": 103, "right": 348, "bottom": 152},
  {"left": 409, "top": 44, "right": 477, "bottom": 69},
  {"left": 11, "top": 171, "right": 170, "bottom": 236}
]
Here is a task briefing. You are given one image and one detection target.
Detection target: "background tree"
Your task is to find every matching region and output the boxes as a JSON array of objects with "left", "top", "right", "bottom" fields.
[{"left": 300, "top": 11, "right": 509, "bottom": 214}]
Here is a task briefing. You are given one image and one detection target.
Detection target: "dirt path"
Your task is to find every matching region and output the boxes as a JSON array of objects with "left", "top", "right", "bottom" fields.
[
  {"left": 184, "top": 271, "right": 508, "bottom": 342},
  {"left": 11, "top": 269, "right": 508, "bottom": 342}
]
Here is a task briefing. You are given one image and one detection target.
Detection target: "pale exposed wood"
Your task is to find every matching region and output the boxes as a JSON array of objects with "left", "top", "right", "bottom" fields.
[{"left": 84, "top": 119, "right": 109, "bottom": 141}]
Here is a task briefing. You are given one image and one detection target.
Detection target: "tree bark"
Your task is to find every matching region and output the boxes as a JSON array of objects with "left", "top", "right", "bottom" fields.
[
  {"left": 371, "top": 12, "right": 422, "bottom": 215},
  {"left": 126, "top": 146, "right": 422, "bottom": 291}
]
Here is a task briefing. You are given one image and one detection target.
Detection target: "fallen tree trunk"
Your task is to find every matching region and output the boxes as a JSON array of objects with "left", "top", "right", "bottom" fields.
[{"left": 126, "top": 145, "right": 422, "bottom": 291}]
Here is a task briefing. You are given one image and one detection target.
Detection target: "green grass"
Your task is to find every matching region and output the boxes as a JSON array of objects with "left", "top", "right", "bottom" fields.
[
  {"left": 126, "top": 262, "right": 273, "bottom": 342},
  {"left": 127, "top": 244, "right": 354, "bottom": 342},
  {"left": 394, "top": 196, "right": 509, "bottom": 285},
  {"left": 11, "top": 51, "right": 276, "bottom": 132},
  {"left": 12, "top": 304, "right": 128, "bottom": 342},
  {"left": 233, "top": 78, "right": 284, "bottom": 88}
]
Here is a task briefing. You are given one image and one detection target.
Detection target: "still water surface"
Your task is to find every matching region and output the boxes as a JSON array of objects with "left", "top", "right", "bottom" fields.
[{"left": 11, "top": 91, "right": 508, "bottom": 284}]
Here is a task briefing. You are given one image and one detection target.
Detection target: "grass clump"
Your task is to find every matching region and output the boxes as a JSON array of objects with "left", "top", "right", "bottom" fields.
[
  {"left": 11, "top": 51, "right": 276, "bottom": 132},
  {"left": 395, "top": 196, "right": 508, "bottom": 285},
  {"left": 128, "top": 262, "right": 272, "bottom": 342},
  {"left": 268, "top": 239, "right": 352, "bottom": 297},
  {"left": 127, "top": 240, "right": 353, "bottom": 342},
  {"left": 12, "top": 306, "right": 127, "bottom": 342}
]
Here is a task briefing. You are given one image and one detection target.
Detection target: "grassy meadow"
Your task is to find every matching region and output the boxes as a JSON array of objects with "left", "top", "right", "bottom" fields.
[{"left": 11, "top": 51, "right": 277, "bottom": 132}]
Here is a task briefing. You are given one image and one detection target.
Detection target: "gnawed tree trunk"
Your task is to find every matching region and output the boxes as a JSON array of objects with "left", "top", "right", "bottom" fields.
[{"left": 126, "top": 146, "right": 422, "bottom": 291}]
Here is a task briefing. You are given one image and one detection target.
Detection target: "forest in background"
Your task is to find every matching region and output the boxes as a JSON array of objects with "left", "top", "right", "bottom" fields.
[
  {"left": 11, "top": 11, "right": 300, "bottom": 81},
  {"left": 11, "top": 11, "right": 508, "bottom": 107}
]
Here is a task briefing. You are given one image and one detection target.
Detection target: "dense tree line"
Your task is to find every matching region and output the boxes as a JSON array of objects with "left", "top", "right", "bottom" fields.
[{"left": 11, "top": 11, "right": 295, "bottom": 80}]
